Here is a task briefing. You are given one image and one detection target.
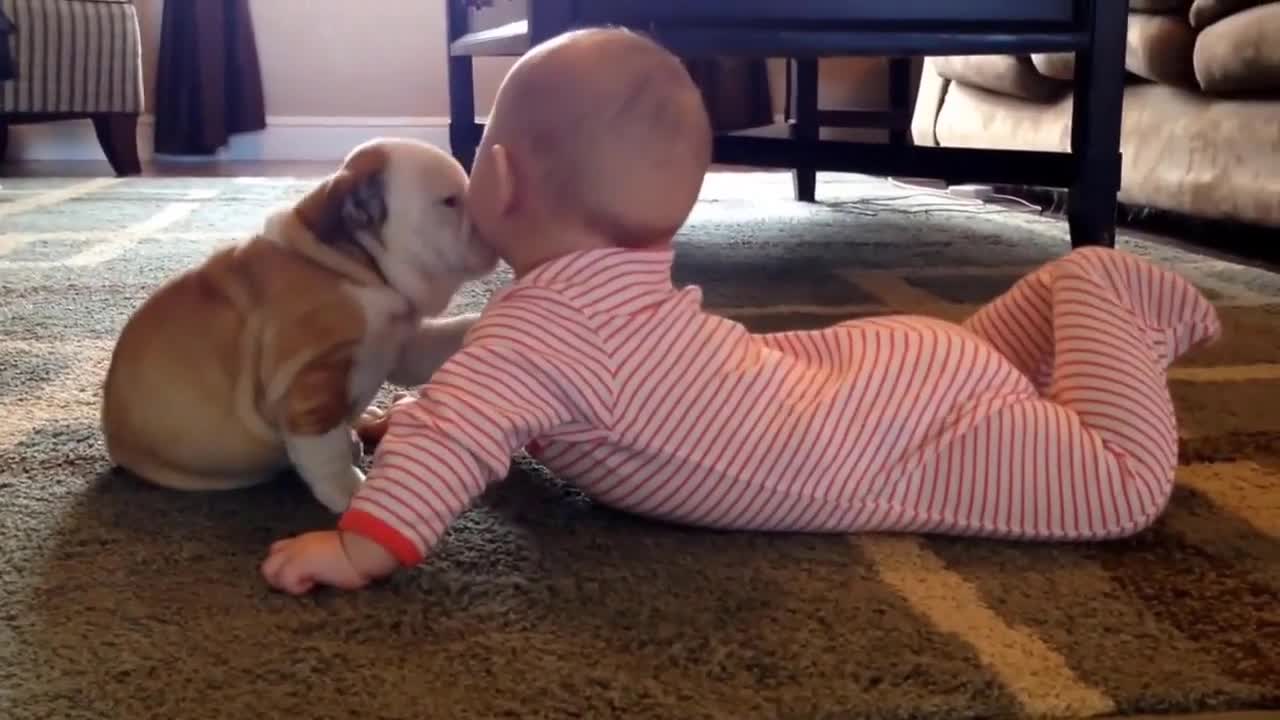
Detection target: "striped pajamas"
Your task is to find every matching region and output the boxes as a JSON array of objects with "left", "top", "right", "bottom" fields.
[{"left": 340, "top": 246, "right": 1220, "bottom": 566}]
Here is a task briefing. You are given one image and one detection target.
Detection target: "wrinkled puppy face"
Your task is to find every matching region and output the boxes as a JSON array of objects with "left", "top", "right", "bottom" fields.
[{"left": 296, "top": 138, "right": 497, "bottom": 313}]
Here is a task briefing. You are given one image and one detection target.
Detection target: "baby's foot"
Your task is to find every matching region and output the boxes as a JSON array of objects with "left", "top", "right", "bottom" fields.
[{"left": 1061, "top": 247, "right": 1221, "bottom": 368}]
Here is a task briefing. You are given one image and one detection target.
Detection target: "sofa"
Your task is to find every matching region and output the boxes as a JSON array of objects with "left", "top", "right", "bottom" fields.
[
  {"left": 0, "top": 0, "right": 144, "bottom": 175},
  {"left": 911, "top": 0, "right": 1280, "bottom": 229}
]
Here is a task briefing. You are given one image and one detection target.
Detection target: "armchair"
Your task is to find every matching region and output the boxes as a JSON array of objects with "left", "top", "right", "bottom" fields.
[{"left": 0, "top": 0, "right": 144, "bottom": 175}]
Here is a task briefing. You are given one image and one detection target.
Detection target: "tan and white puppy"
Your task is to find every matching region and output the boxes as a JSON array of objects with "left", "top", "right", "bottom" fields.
[{"left": 100, "top": 138, "right": 494, "bottom": 512}]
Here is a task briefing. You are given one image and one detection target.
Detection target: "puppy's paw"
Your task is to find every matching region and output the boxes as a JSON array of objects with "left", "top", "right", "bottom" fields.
[
  {"left": 312, "top": 466, "right": 365, "bottom": 514},
  {"left": 349, "top": 428, "right": 365, "bottom": 464},
  {"left": 355, "top": 392, "right": 416, "bottom": 447},
  {"left": 285, "top": 427, "right": 368, "bottom": 514}
]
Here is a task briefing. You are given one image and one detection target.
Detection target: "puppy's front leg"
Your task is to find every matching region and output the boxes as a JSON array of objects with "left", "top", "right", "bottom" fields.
[
  {"left": 285, "top": 426, "right": 364, "bottom": 513},
  {"left": 387, "top": 312, "right": 480, "bottom": 387},
  {"left": 283, "top": 350, "right": 365, "bottom": 513}
]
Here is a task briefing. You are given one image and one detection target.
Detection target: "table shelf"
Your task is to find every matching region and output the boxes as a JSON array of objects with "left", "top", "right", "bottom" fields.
[{"left": 445, "top": 0, "right": 1128, "bottom": 247}]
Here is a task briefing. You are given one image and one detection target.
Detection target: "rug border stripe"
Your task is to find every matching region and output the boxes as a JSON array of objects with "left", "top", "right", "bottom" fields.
[
  {"left": 0, "top": 177, "right": 119, "bottom": 219},
  {"left": 859, "top": 535, "right": 1118, "bottom": 718}
]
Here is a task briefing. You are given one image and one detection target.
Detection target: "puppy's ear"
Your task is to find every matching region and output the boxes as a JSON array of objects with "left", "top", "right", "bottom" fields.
[
  {"left": 338, "top": 170, "right": 387, "bottom": 232},
  {"left": 296, "top": 169, "right": 387, "bottom": 244}
]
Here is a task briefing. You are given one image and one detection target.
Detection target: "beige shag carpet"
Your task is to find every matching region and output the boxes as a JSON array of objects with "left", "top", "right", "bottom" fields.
[{"left": 0, "top": 172, "right": 1276, "bottom": 720}]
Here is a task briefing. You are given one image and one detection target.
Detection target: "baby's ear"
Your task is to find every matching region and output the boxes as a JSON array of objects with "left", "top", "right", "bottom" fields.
[{"left": 489, "top": 143, "right": 516, "bottom": 216}]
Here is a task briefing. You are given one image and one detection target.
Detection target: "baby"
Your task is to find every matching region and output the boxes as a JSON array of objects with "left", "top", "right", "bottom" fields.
[{"left": 262, "top": 28, "right": 1221, "bottom": 594}]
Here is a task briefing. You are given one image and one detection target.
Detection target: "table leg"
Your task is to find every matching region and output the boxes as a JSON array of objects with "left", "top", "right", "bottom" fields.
[
  {"left": 790, "top": 58, "right": 819, "bottom": 203},
  {"left": 888, "top": 57, "right": 911, "bottom": 146},
  {"left": 446, "top": 0, "right": 481, "bottom": 172},
  {"left": 1067, "top": 0, "right": 1128, "bottom": 248}
]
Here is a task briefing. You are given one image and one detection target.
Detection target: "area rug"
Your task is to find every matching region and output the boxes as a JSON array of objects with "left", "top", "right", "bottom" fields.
[{"left": 0, "top": 172, "right": 1276, "bottom": 720}]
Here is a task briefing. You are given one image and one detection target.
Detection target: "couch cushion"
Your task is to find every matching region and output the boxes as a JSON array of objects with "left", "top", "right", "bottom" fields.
[
  {"left": 1030, "top": 52, "right": 1074, "bottom": 81},
  {"left": 931, "top": 55, "right": 1066, "bottom": 101},
  {"left": 1126, "top": 11, "right": 1199, "bottom": 86},
  {"left": 933, "top": 82, "right": 1280, "bottom": 227},
  {"left": 910, "top": 57, "right": 949, "bottom": 146},
  {"left": 1194, "top": 2, "right": 1280, "bottom": 93},
  {"left": 1130, "top": 0, "right": 1192, "bottom": 12},
  {"left": 1030, "top": 13, "right": 1197, "bottom": 86},
  {"left": 1189, "top": 0, "right": 1270, "bottom": 28}
]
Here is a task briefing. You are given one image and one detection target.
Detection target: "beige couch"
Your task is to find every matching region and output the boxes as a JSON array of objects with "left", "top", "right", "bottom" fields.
[{"left": 911, "top": 0, "right": 1280, "bottom": 228}]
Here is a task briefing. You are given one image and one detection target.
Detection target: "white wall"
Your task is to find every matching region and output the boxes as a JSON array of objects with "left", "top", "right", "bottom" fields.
[
  {"left": 9, "top": 0, "right": 516, "bottom": 161},
  {"left": 81, "top": 0, "right": 511, "bottom": 118},
  {"left": 182, "top": 0, "right": 511, "bottom": 118},
  {"left": 7, "top": 0, "right": 899, "bottom": 162}
]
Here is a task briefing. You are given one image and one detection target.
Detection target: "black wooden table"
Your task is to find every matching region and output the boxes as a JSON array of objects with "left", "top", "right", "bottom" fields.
[{"left": 446, "top": 1, "right": 1128, "bottom": 248}]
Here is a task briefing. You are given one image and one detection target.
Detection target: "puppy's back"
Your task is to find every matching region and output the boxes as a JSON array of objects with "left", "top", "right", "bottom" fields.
[{"left": 101, "top": 243, "right": 286, "bottom": 488}]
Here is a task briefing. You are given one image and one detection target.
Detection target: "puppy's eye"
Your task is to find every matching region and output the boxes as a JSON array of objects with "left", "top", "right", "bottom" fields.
[{"left": 442, "top": 195, "right": 460, "bottom": 208}]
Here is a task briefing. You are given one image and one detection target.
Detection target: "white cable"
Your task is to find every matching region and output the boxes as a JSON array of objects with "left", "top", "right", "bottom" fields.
[
  {"left": 988, "top": 192, "right": 1044, "bottom": 211},
  {"left": 886, "top": 177, "right": 1044, "bottom": 214}
]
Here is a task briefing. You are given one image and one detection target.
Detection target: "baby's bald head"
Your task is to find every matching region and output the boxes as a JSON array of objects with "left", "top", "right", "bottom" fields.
[{"left": 480, "top": 27, "right": 712, "bottom": 247}]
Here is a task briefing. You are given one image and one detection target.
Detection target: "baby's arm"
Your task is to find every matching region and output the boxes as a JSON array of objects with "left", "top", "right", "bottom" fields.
[{"left": 262, "top": 288, "right": 616, "bottom": 593}]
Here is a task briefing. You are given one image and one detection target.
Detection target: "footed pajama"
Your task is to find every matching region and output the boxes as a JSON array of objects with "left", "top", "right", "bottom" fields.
[{"left": 339, "top": 246, "right": 1220, "bottom": 566}]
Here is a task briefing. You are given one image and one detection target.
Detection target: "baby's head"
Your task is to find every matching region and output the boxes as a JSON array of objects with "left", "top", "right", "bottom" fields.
[{"left": 467, "top": 27, "right": 712, "bottom": 273}]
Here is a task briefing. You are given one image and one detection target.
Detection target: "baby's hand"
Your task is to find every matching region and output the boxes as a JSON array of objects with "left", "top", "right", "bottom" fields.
[{"left": 261, "top": 530, "right": 398, "bottom": 595}]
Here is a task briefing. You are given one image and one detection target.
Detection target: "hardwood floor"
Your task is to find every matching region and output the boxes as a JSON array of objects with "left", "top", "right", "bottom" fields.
[
  {"left": 1, "top": 159, "right": 769, "bottom": 178},
  {"left": 1, "top": 159, "right": 336, "bottom": 177}
]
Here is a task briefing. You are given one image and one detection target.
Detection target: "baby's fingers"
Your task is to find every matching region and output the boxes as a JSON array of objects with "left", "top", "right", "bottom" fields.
[
  {"left": 264, "top": 556, "right": 314, "bottom": 595},
  {"left": 276, "top": 569, "right": 316, "bottom": 595},
  {"left": 267, "top": 538, "right": 295, "bottom": 555},
  {"left": 260, "top": 547, "right": 290, "bottom": 585},
  {"left": 261, "top": 545, "right": 312, "bottom": 595}
]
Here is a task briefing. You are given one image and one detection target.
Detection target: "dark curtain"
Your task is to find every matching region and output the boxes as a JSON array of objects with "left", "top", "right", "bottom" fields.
[
  {"left": 683, "top": 58, "right": 774, "bottom": 133},
  {"left": 0, "top": 6, "right": 15, "bottom": 82},
  {"left": 154, "top": 0, "right": 266, "bottom": 155}
]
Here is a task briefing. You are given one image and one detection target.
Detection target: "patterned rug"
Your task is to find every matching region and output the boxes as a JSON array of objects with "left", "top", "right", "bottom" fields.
[{"left": 0, "top": 172, "right": 1276, "bottom": 720}]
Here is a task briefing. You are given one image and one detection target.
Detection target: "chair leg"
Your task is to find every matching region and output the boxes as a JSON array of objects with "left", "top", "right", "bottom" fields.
[
  {"left": 92, "top": 114, "right": 142, "bottom": 176},
  {"left": 0, "top": 121, "right": 9, "bottom": 165}
]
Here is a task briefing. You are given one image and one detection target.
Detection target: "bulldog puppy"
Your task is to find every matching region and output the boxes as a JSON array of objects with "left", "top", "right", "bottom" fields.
[{"left": 100, "top": 138, "right": 495, "bottom": 512}]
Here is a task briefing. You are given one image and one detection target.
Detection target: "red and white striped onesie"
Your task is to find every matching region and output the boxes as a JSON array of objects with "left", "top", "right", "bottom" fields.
[{"left": 339, "top": 246, "right": 1220, "bottom": 567}]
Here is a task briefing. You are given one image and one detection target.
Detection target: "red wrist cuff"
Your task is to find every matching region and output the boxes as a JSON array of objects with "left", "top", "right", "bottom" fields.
[{"left": 338, "top": 509, "right": 423, "bottom": 567}]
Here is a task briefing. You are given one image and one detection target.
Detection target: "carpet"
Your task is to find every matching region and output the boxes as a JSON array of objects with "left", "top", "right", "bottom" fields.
[{"left": 0, "top": 172, "right": 1276, "bottom": 720}]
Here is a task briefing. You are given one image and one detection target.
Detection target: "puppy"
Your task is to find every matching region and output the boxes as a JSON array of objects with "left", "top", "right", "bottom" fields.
[{"left": 100, "top": 138, "right": 494, "bottom": 512}]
